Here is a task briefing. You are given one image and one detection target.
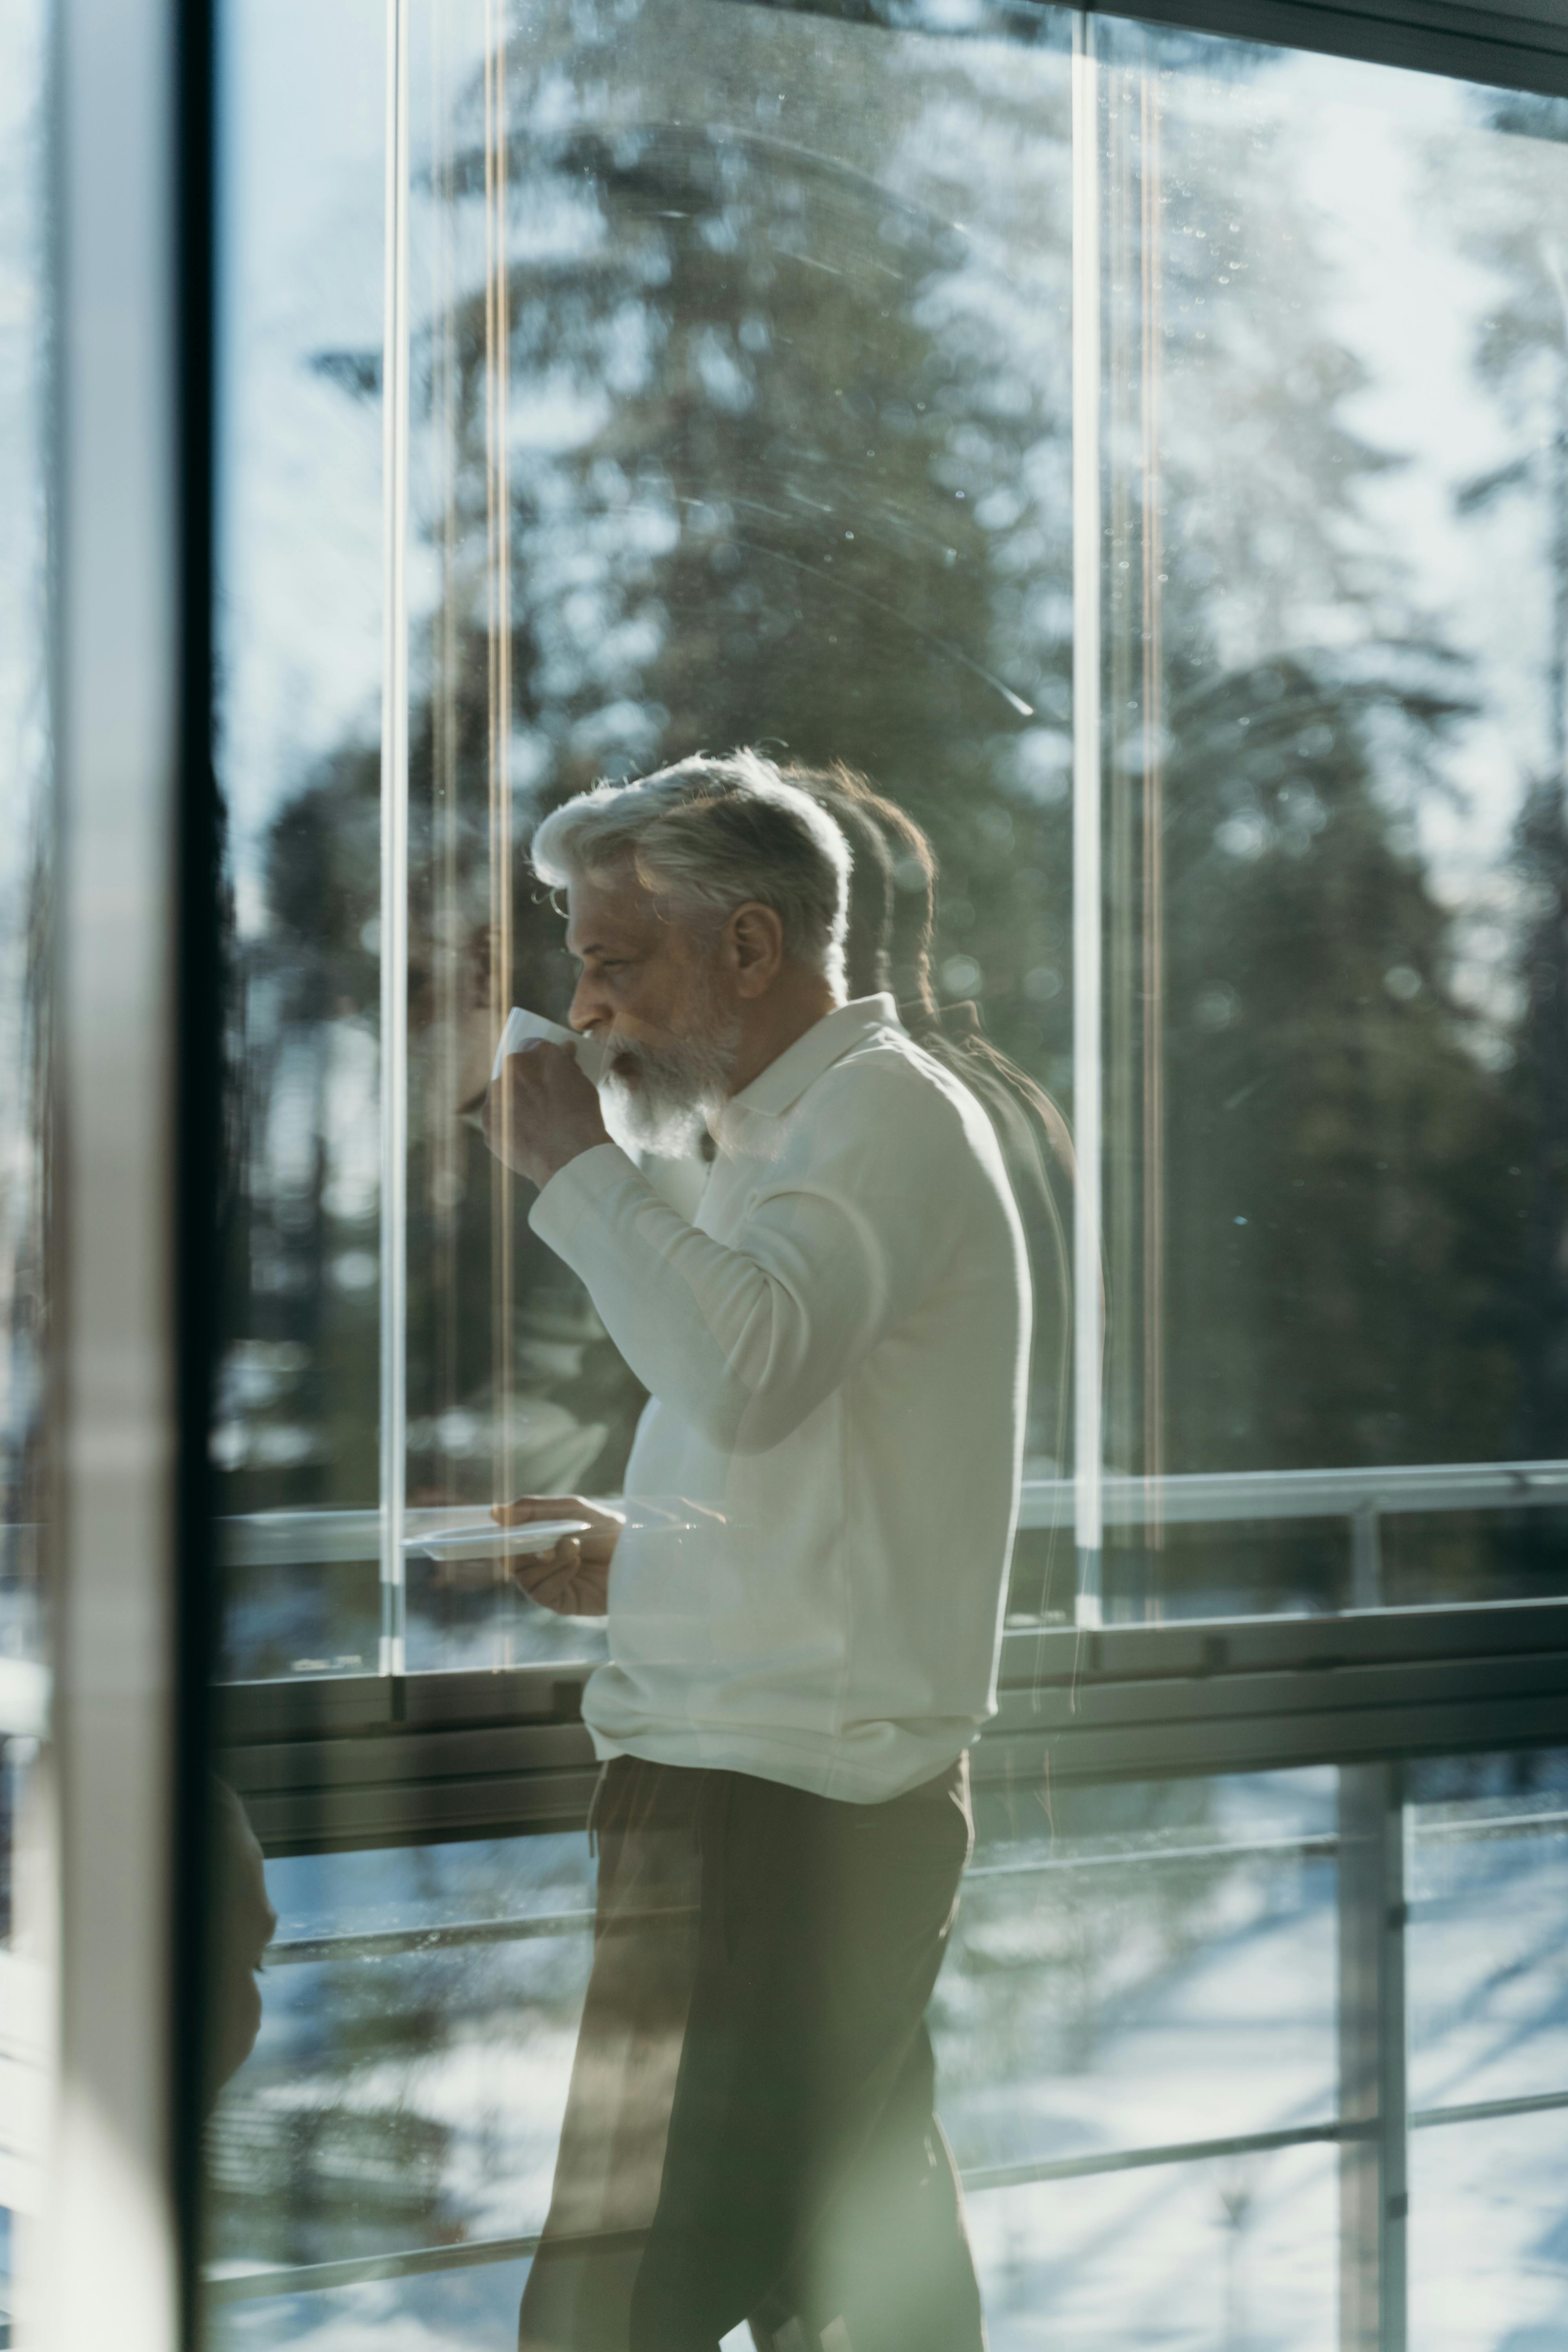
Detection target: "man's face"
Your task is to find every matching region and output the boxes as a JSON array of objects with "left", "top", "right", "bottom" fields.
[{"left": 564, "top": 863, "right": 740, "bottom": 1154}]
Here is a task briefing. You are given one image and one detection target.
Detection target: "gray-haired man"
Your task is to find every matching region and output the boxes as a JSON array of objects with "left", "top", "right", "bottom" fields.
[{"left": 485, "top": 751, "right": 1029, "bottom": 2352}]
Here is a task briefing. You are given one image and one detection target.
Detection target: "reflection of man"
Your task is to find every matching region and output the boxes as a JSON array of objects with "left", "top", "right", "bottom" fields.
[
  {"left": 485, "top": 751, "right": 1029, "bottom": 2352},
  {"left": 205, "top": 1777, "right": 276, "bottom": 2109}
]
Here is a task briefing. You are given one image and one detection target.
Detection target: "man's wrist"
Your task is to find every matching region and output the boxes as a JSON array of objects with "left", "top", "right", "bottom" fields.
[
  {"left": 529, "top": 1138, "right": 644, "bottom": 1264},
  {"left": 531, "top": 1133, "right": 608, "bottom": 1189}
]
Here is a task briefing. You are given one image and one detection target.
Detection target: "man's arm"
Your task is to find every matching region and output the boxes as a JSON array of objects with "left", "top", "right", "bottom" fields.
[{"left": 529, "top": 1078, "right": 962, "bottom": 1455}]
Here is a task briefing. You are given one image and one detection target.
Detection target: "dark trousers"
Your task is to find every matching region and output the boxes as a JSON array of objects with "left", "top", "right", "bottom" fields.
[{"left": 519, "top": 1755, "right": 985, "bottom": 2352}]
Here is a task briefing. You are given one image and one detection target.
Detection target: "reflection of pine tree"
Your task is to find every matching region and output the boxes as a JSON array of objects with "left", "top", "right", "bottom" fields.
[
  {"left": 0, "top": 795, "right": 52, "bottom": 1933},
  {"left": 210, "top": 1875, "right": 597, "bottom": 2269},
  {"left": 403, "top": 38, "right": 1080, "bottom": 1490},
  {"left": 1442, "top": 90, "right": 1568, "bottom": 1464},
  {"left": 229, "top": 11, "right": 1543, "bottom": 1539},
  {"left": 1101, "top": 41, "right": 1529, "bottom": 1546},
  {"left": 1160, "top": 654, "right": 1515, "bottom": 1480},
  {"left": 210, "top": 2092, "right": 460, "bottom": 2266},
  {"left": 219, "top": 745, "right": 381, "bottom": 1519},
  {"left": 1507, "top": 779, "right": 1568, "bottom": 1458}
]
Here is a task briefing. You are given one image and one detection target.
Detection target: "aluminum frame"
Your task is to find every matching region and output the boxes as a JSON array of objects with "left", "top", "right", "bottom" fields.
[
  {"left": 378, "top": 0, "right": 411, "bottom": 1681},
  {"left": 30, "top": 0, "right": 215, "bottom": 2345},
  {"left": 1116, "top": 0, "right": 1568, "bottom": 102},
  {"left": 213, "top": 1580, "right": 1568, "bottom": 1854},
  {"left": 733, "top": 0, "right": 1568, "bottom": 100},
  {"left": 38, "top": 0, "right": 188, "bottom": 2346}
]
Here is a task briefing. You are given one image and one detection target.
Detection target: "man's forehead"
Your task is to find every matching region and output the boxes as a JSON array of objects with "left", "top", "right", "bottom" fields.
[{"left": 563, "top": 865, "right": 664, "bottom": 956}]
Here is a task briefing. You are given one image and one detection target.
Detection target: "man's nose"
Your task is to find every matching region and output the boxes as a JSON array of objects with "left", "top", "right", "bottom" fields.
[{"left": 568, "top": 971, "right": 612, "bottom": 1033}]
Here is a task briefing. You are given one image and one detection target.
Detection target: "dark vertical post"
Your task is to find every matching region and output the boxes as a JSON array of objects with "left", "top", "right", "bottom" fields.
[
  {"left": 1350, "top": 1504, "right": 1383, "bottom": 1610},
  {"left": 1338, "top": 1762, "right": 1408, "bottom": 2352},
  {"left": 172, "top": 0, "right": 218, "bottom": 2333}
]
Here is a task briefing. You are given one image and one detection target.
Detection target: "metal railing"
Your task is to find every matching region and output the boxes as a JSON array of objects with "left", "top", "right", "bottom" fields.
[
  {"left": 6, "top": 1453, "right": 1559, "bottom": 1735},
  {"left": 214, "top": 1456, "right": 1568, "bottom": 1572},
  {"left": 3, "top": 1449, "right": 1561, "bottom": 1731},
  {"left": 14, "top": 1465, "right": 1568, "bottom": 2339},
  {"left": 9, "top": 1450, "right": 1566, "bottom": 1733},
  {"left": 206, "top": 1800, "right": 1568, "bottom": 2312},
  {"left": 254, "top": 1804, "right": 1568, "bottom": 1969},
  {"left": 203, "top": 2083, "right": 1568, "bottom": 2309},
  {"left": 199, "top": 2064, "right": 1568, "bottom": 2310},
  {"left": 1012, "top": 1459, "right": 1568, "bottom": 1612}
]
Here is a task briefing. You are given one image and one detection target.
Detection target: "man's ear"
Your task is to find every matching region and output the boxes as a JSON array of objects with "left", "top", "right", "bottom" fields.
[{"left": 725, "top": 902, "right": 786, "bottom": 998}]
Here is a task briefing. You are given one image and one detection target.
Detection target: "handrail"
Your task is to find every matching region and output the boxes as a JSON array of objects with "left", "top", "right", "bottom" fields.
[
  {"left": 259, "top": 1808, "right": 1568, "bottom": 1967},
  {"left": 1019, "top": 1458, "right": 1568, "bottom": 1530},
  {"left": 200, "top": 2086, "right": 1568, "bottom": 2306},
  {"left": 209, "top": 1457, "right": 1568, "bottom": 1566},
  {"left": 6, "top": 1462, "right": 1560, "bottom": 1575},
  {"left": 267, "top": 1836, "right": 1339, "bottom": 1965}
]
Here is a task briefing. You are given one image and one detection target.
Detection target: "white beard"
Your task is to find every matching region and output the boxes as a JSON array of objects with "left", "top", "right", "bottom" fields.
[{"left": 599, "top": 995, "right": 740, "bottom": 1159}]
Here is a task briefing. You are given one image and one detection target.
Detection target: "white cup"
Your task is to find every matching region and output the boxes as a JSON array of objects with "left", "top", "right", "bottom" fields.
[{"left": 491, "top": 1005, "right": 608, "bottom": 1087}]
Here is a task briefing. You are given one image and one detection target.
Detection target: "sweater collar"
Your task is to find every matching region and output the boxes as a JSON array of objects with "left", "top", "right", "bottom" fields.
[{"left": 719, "top": 994, "right": 901, "bottom": 1131}]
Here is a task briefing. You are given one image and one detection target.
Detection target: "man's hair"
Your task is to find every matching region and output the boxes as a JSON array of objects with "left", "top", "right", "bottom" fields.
[
  {"left": 780, "top": 761, "right": 896, "bottom": 1001},
  {"left": 530, "top": 749, "right": 851, "bottom": 989}
]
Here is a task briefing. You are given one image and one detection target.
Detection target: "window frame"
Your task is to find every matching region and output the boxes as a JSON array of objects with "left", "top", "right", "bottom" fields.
[
  {"left": 33, "top": 0, "right": 1568, "bottom": 2343},
  {"left": 204, "top": 0, "right": 1568, "bottom": 1822},
  {"left": 199, "top": 9, "right": 1568, "bottom": 2347},
  {"left": 217, "top": 1591, "right": 1568, "bottom": 1853},
  {"left": 1119, "top": 0, "right": 1568, "bottom": 102}
]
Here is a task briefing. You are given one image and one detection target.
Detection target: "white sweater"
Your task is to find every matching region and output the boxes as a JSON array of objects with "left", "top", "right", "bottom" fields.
[{"left": 530, "top": 995, "right": 1031, "bottom": 1801}]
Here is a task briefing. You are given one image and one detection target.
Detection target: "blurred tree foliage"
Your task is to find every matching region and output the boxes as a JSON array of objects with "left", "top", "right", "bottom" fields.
[
  {"left": 205, "top": 11, "right": 1568, "bottom": 2274},
  {"left": 223, "top": 0, "right": 1551, "bottom": 1621},
  {"left": 1431, "top": 84, "right": 1568, "bottom": 1469}
]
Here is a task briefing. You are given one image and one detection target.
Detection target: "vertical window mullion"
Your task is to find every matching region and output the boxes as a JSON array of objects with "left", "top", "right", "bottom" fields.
[
  {"left": 1071, "top": 7, "right": 1104, "bottom": 1630},
  {"left": 378, "top": 0, "right": 411, "bottom": 1678}
]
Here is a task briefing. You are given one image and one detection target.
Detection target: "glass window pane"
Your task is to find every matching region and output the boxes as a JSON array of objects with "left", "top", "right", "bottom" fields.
[
  {"left": 202, "top": 0, "right": 1568, "bottom": 2339},
  {"left": 1410, "top": 2107, "right": 1568, "bottom": 2350},
  {"left": 212, "top": 7, "right": 1568, "bottom": 1694},
  {"left": 400, "top": 0, "right": 1078, "bottom": 1664},
  {"left": 946, "top": 1770, "right": 1337, "bottom": 2169},
  {"left": 1408, "top": 1748, "right": 1568, "bottom": 2116},
  {"left": 213, "top": 0, "right": 388, "bottom": 1679},
  {"left": 201, "top": 1770, "right": 1340, "bottom": 2337},
  {"left": 208, "top": 1835, "right": 594, "bottom": 2276},
  {"left": 0, "top": 0, "right": 53, "bottom": 2319},
  {"left": 1098, "top": 19, "right": 1568, "bottom": 1619},
  {"left": 972, "top": 2145, "right": 1338, "bottom": 2351}
]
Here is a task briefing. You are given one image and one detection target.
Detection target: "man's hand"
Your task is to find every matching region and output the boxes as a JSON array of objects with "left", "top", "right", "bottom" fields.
[
  {"left": 482, "top": 1041, "right": 608, "bottom": 1189},
  {"left": 494, "top": 1493, "right": 623, "bottom": 1617}
]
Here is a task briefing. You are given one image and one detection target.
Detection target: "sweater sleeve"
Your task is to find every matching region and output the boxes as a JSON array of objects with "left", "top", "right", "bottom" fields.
[{"left": 530, "top": 1088, "right": 961, "bottom": 1456}]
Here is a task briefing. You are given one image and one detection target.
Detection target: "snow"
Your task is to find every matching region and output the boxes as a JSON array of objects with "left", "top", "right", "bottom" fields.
[{"left": 205, "top": 1771, "right": 1568, "bottom": 2351}]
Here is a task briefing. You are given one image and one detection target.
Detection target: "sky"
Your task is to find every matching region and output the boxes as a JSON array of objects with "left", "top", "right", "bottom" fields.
[
  {"left": 0, "top": 0, "right": 48, "bottom": 905},
  {"left": 200, "top": 1, "right": 1568, "bottom": 915},
  {"left": 216, "top": 0, "right": 390, "bottom": 911},
  {"left": 1288, "top": 45, "right": 1561, "bottom": 879}
]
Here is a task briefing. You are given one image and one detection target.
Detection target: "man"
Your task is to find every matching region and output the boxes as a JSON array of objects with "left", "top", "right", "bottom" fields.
[{"left": 483, "top": 750, "right": 1030, "bottom": 2352}]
